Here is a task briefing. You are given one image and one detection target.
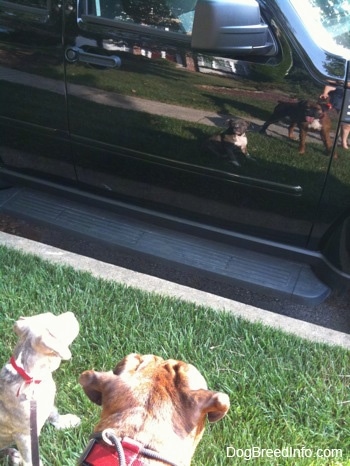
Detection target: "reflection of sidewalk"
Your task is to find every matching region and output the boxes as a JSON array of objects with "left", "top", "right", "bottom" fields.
[
  {"left": 0, "top": 65, "right": 262, "bottom": 128},
  {"left": 0, "top": 65, "right": 225, "bottom": 126},
  {"left": 0, "top": 65, "right": 330, "bottom": 142},
  {"left": 68, "top": 81, "right": 224, "bottom": 126},
  {"left": 0, "top": 65, "right": 65, "bottom": 95}
]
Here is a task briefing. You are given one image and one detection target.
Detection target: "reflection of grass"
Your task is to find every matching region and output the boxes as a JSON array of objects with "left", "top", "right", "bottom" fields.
[
  {"left": 2, "top": 76, "right": 349, "bottom": 194},
  {"left": 2, "top": 78, "right": 350, "bottom": 222},
  {"left": 1, "top": 42, "right": 315, "bottom": 120},
  {"left": 69, "top": 95, "right": 337, "bottom": 183},
  {"left": 67, "top": 54, "right": 294, "bottom": 117},
  {"left": 69, "top": 95, "right": 350, "bottom": 222},
  {"left": 0, "top": 246, "right": 349, "bottom": 466},
  {"left": 0, "top": 82, "right": 66, "bottom": 128}
]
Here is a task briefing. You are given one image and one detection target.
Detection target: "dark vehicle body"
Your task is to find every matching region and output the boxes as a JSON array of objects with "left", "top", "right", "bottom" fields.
[{"left": 0, "top": 0, "right": 350, "bottom": 303}]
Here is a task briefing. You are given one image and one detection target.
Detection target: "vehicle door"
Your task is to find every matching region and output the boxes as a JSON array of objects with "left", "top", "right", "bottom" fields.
[
  {"left": 0, "top": 0, "right": 76, "bottom": 182},
  {"left": 64, "top": 0, "right": 343, "bottom": 247}
]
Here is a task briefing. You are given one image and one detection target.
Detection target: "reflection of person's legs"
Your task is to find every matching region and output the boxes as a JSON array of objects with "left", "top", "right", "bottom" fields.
[{"left": 341, "top": 123, "right": 350, "bottom": 149}]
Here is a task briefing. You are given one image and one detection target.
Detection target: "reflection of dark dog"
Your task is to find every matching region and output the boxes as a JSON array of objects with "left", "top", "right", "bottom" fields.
[
  {"left": 78, "top": 353, "right": 230, "bottom": 466},
  {"left": 260, "top": 100, "right": 333, "bottom": 154},
  {"left": 204, "top": 119, "right": 249, "bottom": 166}
]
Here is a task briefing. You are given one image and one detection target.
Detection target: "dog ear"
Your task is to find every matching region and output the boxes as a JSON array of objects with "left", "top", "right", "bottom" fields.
[
  {"left": 79, "top": 370, "right": 114, "bottom": 406},
  {"left": 172, "top": 362, "right": 230, "bottom": 423},
  {"left": 191, "top": 389, "right": 230, "bottom": 423}
]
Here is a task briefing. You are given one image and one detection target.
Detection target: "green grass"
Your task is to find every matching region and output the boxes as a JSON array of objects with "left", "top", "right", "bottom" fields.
[{"left": 0, "top": 246, "right": 349, "bottom": 465}]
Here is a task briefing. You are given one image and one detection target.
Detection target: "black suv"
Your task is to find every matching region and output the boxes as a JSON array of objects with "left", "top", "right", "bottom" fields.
[{"left": 1, "top": 0, "right": 350, "bottom": 304}]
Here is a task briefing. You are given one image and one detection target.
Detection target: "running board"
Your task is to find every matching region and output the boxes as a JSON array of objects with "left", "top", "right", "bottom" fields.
[{"left": 0, "top": 187, "right": 330, "bottom": 304}]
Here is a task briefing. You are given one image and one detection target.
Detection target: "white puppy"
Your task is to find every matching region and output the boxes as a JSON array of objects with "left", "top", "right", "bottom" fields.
[{"left": 0, "top": 312, "right": 80, "bottom": 465}]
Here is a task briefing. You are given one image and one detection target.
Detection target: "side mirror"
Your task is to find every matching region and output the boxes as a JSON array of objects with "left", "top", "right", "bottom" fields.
[{"left": 191, "top": 0, "right": 277, "bottom": 56}]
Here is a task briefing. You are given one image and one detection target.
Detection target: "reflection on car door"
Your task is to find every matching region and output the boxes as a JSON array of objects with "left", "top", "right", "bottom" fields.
[
  {"left": 64, "top": 0, "right": 341, "bottom": 247},
  {"left": 0, "top": 0, "right": 75, "bottom": 182}
]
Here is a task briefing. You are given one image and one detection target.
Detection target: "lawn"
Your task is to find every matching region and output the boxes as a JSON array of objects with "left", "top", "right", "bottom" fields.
[{"left": 0, "top": 245, "right": 349, "bottom": 465}]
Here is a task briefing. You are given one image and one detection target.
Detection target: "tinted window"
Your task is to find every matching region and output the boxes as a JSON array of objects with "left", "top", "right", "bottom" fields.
[{"left": 85, "top": 0, "right": 197, "bottom": 33}]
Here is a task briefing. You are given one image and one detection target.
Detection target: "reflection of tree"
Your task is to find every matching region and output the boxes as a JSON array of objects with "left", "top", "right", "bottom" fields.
[
  {"left": 322, "top": 54, "right": 347, "bottom": 79},
  {"left": 121, "top": 0, "right": 180, "bottom": 30},
  {"left": 310, "top": 0, "right": 350, "bottom": 47}
]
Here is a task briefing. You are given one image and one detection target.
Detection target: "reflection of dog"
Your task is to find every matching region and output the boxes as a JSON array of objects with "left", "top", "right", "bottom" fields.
[
  {"left": 0, "top": 312, "right": 80, "bottom": 466},
  {"left": 205, "top": 119, "right": 249, "bottom": 166},
  {"left": 78, "top": 353, "right": 230, "bottom": 466},
  {"left": 260, "top": 100, "right": 333, "bottom": 154}
]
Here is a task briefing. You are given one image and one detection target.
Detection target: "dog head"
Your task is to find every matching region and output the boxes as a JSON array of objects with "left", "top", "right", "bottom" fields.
[
  {"left": 300, "top": 100, "right": 324, "bottom": 123},
  {"left": 14, "top": 311, "right": 79, "bottom": 361},
  {"left": 227, "top": 118, "right": 249, "bottom": 135},
  {"left": 79, "top": 353, "right": 230, "bottom": 465}
]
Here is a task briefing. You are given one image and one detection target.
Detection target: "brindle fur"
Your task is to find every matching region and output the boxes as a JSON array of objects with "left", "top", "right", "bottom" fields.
[{"left": 260, "top": 99, "right": 333, "bottom": 154}]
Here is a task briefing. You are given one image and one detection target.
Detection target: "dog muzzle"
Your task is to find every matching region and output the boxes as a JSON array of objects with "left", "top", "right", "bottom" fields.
[{"left": 78, "top": 429, "right": 179, "bottom": 466}]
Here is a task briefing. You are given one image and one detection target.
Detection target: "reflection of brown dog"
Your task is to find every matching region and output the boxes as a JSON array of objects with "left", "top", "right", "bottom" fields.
[
  {"left": 260, "top": 100, "right": 333, "bottom": 154},
  {"left": 78, "top": 353, "right": 230, "bottom": 466},
  {"left": 205, "top": 118, "right": 249, "bottom": 166}
]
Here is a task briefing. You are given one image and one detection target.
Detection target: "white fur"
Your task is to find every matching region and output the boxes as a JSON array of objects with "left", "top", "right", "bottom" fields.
[
  {"left": 233, "top": 133, "right": 248, "bottom": 151},
  {"left": 308, "top": 119, "right": 323, "bottom": 131},
  {"left": 0, "top": 312, "right": 80, "bottom": 466}
]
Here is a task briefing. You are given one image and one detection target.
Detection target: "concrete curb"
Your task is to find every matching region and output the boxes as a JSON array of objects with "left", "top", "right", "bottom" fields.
[{"left": 1, "top": 231, "right": 349, "bottom": 349}]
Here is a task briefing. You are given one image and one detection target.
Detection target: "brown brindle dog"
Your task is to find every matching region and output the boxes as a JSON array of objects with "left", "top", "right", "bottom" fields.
[
  {"left": 78, "top": 353, "right": 230, "bottom": 466},
  {"left": 260, "top": 99, "right": 333, "bottom": 155}
]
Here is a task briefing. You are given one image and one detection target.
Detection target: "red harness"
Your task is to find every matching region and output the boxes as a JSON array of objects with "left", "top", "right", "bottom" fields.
[
  {"left": 80, "top": 437, "right": 145, "bottom": 466},
  {"left": 79, "top": 431, "right": 179, "bottom": 466}
]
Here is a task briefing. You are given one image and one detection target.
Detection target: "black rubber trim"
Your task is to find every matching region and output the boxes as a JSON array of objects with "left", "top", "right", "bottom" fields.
[{"left": 0, "top": 187, "right": 330, "bottom": 304}]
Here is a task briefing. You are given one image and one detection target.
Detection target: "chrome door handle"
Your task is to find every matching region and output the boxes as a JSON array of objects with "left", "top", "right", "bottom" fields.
[{"left": 65, "top": 47, "right": 121, "bottom": 68}]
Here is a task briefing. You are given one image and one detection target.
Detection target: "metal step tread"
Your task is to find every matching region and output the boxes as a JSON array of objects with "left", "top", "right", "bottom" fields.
[{"left": 0, "top": 187, "right": 330, "bottom": 304}]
